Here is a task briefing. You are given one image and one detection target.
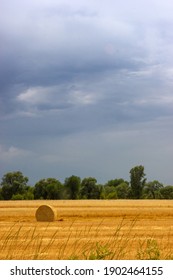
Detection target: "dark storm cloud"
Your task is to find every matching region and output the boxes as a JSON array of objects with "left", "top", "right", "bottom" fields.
[
  {"left": 1, "top": 0, "right": 173, "bottom": 185},
  {"left": 0, "top": 0, "right": 146, "bottom": 120}
]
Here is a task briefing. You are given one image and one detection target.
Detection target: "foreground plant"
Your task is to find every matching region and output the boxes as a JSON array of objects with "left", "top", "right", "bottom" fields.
[{"left": 0, "top": 219, "right": 172, "bottom": 260}]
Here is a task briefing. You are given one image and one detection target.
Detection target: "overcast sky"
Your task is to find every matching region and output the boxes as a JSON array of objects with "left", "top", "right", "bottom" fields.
[{"left": 0, "top": 0, "right": 173, "bottom": 185}]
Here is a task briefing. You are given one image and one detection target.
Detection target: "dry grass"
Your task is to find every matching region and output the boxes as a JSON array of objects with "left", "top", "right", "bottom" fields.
[{"left": 0, "top": 200, "right": 173, "bottom": 259}]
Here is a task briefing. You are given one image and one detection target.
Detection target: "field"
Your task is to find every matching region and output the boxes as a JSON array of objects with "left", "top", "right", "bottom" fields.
[{"left": 0, "top": 200, "right": 173, "bottom": 260}]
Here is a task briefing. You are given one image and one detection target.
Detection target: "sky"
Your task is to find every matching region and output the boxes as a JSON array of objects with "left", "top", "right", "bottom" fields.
[{"left": 0, "top": 0, "right": 173, "bottom": 186}]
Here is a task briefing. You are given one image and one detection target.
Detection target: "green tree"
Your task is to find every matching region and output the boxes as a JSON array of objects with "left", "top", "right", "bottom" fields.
[
  {"left": 80, "top": 177, "right": 102, "bottom": 199},
  {"left": 0, "top": 187, "right": 3, "bottom": 200},
  {"left": 159, "top": 186, "right": 173, "bottom": 199},
  {"left": 23, "top": 186, "right": 34, "bottom": 200},
  {"left": 34, "top": 178, "right": 63, "bottom": 199},
  {"left": 143, "top": 180, "right": 163, "bottom": 199},
  {"left": 116, "top": 182, "right": 130, "bottom": 199},
  {"left": 130, "top": 165, "right": 146, "bottom": 199},
  {"left": 1, "top": 171, "right": 29, "bottom": 200},
  {"left": 102, "top": 185, "right": 117, "bottom": 199},
  {"left": 11, "top": 187, "right": 34, "bottom": 200},
  {"left": 106, "top": 178, "right": 126, "bottom": 187},
  {"left": 64, "top": 175, "right": 81, "bottom": 199},
  {"left": 11, "top": 193, "right": 24, "bottom": 200},
  {"left": 106, "top": 192, "right": 118, "bottom": 199}
]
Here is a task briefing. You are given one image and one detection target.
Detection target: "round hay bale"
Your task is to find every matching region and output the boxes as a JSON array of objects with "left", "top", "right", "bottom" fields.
[{"left": 35, "top": 205, "right": 56, "bottom": 222}]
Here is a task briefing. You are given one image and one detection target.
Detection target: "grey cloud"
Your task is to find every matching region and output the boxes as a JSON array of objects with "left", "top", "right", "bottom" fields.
[{"left": 1, "top": 0, "right": 173, "bottom": 185}]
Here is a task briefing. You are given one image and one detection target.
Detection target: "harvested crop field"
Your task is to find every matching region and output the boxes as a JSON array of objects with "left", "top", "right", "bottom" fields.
[{"left": 0, "top": 200, "right": 173, "bottom": 260}]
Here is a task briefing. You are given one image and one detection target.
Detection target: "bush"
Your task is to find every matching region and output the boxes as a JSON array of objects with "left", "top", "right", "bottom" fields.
[{"left": 11, "top": 194, "right": 24, "bottom": 200}]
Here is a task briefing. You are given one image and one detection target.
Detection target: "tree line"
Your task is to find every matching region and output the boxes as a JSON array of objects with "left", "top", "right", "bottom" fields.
[{"left": 0, "top": 165, "right": 173, "bottom": 200}]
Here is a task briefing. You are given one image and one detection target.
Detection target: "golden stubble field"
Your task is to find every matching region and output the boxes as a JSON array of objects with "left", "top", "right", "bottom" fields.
[{"left": 0, "top": 200, "right": 173, "bottom": 260}]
